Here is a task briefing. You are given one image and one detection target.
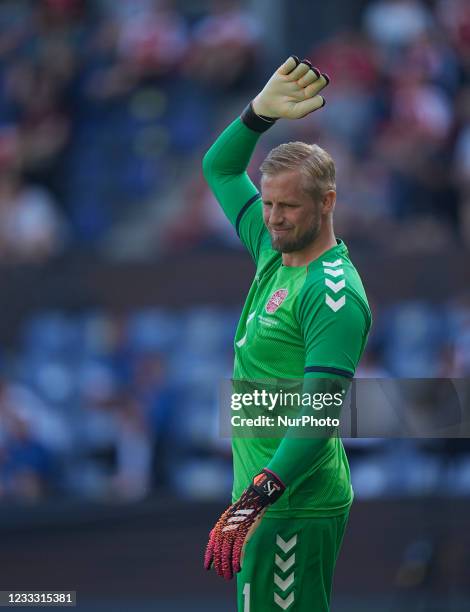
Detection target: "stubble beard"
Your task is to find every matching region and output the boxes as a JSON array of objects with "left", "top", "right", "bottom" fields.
[{"left": 270, "top": 219, "right": 321, "bottom": 254}]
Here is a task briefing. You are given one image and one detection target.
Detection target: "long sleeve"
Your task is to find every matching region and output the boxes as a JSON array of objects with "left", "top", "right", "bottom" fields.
[
  {"left": 266, "top": 374, "right": 350, "bottom": 485},
  {"left": 202, "top": 115, "right": 268, "bottom": 261},
  {"left": 266, "top": 277, "right": 370, "bottom": 486}
]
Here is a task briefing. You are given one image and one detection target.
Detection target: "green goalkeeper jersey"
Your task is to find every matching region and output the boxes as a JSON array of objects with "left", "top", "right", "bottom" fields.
[{"left": 203, "top": 115, "right": 371, "bottom": 518}]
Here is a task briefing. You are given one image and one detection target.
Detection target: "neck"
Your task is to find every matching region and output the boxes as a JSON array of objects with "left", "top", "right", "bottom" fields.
[{"left": 282, "top": 226, "right": 337, "bottom": 267}]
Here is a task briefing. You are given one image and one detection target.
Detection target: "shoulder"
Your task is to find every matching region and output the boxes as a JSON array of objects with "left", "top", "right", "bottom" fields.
[{"left": 298, "top": 255, "right": 371, "bottom": 328}]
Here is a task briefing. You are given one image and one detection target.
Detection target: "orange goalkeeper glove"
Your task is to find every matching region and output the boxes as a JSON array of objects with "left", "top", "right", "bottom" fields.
[{"left": 204, "top": 469, "right": 285, "bottom": 580}]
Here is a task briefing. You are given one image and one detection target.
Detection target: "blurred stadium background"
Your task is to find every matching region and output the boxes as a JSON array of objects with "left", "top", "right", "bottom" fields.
[{"left": 0, "top": 0, "right": 469, "bottom": 609}]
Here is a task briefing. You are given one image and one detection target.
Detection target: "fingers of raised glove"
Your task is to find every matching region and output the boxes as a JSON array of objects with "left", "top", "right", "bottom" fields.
[
  {"left": 204, "top": 529, "right": 216, "bottom": 570},
  {"left": 297, "top": 68, "right": 319, "bottom": 88},
  {"left": 292, "top": 95, "right": 326, "bottom": 119},
  {"left": 286, "top": 61, "right": 311, "bottom": 82},
  {"left": 284, "top": 80, "right": 311, "bottom": 101},
  {"left": 277, "top": 55, "right": 299, "bottom": 75},
  {"left": 304, "top": 74, "right": 330, "bottom": 98}
]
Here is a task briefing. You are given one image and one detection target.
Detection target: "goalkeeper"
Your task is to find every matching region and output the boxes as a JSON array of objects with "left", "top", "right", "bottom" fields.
[{"left": 203, "top": 56, "right": 371, "bottom": 611}]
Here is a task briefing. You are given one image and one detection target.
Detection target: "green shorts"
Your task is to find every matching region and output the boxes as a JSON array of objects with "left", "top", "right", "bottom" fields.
[{"left": 236, "top": 512, "right": 349, "bottom": 611}]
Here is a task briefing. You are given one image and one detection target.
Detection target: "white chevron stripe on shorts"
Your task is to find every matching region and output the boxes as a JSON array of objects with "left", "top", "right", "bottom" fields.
[
  {"left": 274, "top": 591, "right": 294, "bottom": 610},
  {"left": 274, "top": 532, "right": 297, "bottom": 608},
  {"left": 276, "top": 534, "right": 297, "bottom": 554}
]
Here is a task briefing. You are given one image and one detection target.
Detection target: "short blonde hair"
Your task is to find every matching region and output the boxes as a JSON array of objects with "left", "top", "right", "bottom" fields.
[{"left": 260, "top": 142, "right": 336, "bottom": 203}]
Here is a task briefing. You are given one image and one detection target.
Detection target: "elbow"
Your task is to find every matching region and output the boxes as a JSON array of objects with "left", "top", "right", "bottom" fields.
[
  {"left": 202, "top": 149, "right": 212, "bottom": 179},
  {"left": 202, "top": 145, "right": 217, "bottom": 180}
]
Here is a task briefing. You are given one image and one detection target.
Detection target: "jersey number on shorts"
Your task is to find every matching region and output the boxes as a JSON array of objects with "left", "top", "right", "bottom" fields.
[{"left": 243, "top": 582, "right": 250, "bottom": 612}]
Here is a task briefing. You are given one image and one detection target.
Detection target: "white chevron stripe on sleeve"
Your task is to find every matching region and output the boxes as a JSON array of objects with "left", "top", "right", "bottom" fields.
[
  {"left": 325, "top": 294, "right": 346, "bottom": 312},
  {"left": 322, "top": 258, "right": 343, "bottom": 267},
  {"left": 324, "top": 268, "right": 344, "bottom": 278},
  {"left": 325, "top": 278, "right": 345, "bottom": 293}
]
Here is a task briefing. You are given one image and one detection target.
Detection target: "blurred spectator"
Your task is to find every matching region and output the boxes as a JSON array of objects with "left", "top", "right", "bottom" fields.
[
  {"left": 163, "top": 172, "right": 241, "bottom": 251},
  {"left": 307, "top": 32, "right": 380, "bottom": 154},
  {"left": 436, "top": 0, "right": 470, "bottom": 67},
  {"left": 77, "top": 361, "right": 154, "bottom": 501},
  {"left": 0, "top": 375, "right": 68, "bottom": 501},
  {"left": 0, "top": 410, "right": 54, "bottom": 502},
  {"left": 449, "top": 297, "right": 470, "bottom": 375},
  {"left": 115, "top": 0, "right": 189, "bottom": 80},
  {"left": 455, "top": 87, "right": 470, "bottom": 246},
  {"left": 364, "top": 0, "right": 433, "bottom": 51},
  {"left": 131, "top": 350, "right": 179, "bottom": 487},
  {"left": 11, "top": 58, "right": 72, "bottom": 192},
  {"left": 0, "top": 157, "right": 66, "bottom": 264},
  {"left": 183, "top": 0, "right": 262, "bottom": 90},
  {"left": 111, "top": 391, "right": 152, "bottom": 501}
]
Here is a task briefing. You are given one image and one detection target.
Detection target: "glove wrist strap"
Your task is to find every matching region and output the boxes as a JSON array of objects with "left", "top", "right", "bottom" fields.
[
  {"left": 250, "top": 468, "right": 285, "bottom": 505},
  {"left": 241, "top": 102, "right": 277, "bottom": 133}
]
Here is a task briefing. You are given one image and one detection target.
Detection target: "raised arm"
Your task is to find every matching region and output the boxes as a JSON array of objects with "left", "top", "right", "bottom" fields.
[{"left": 202, "top": 56, "right": 329, "bottom": 262}]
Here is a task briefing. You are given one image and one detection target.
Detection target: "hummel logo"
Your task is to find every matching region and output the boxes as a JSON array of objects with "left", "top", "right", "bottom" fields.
[
  {"left": 275, "top": 553, "right": 295, "bottom": 573},
  {"left": 324, "top": 268, "right": 344, "bottom": 278},
  {"left": 325, "top": 295, "right": 346, "bottom": 312},
  {"left": 323, "top": 260, "right": 346, "bottom": 312},
  {"left": 274, "top": 571, "right": 294, "bottom": 591},
  {"left": 276, "top": 535, "right": 297, "bottom": 554},
  {"left": 322, "top": 259, "right": 343, "bottom": 268},
  {"left": 325, "top": 279, "right": 345, "bottom": 293},
  {"left": 274, "top": 592, "right": 294, "bottom": 610},
  {"left": 274, "top": 533, "right": 296, "bottom": 609}
]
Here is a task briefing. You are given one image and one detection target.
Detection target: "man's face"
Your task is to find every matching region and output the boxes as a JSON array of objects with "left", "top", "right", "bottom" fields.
[{"left": 261, "top": 169, "right": 322, "bottom": 253}]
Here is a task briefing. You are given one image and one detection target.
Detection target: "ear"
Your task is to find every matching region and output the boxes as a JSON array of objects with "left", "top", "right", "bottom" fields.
[{"left": 321, "top": 190, "right": 336, "bottom": 214}]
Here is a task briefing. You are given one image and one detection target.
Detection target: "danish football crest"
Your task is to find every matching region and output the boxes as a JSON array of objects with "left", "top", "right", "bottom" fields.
[{"left": 265, "top": 288, "right": 288, "bottom": 314}]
